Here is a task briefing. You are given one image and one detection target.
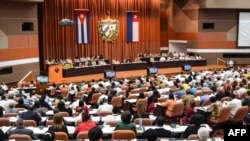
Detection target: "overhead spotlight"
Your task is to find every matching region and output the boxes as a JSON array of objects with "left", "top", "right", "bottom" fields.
[
  {"left": 58, "top": 18, "right": 74, "bottom": 26},
  {"left": 58, "top": 0, "right": 74, "bottom": 26}
]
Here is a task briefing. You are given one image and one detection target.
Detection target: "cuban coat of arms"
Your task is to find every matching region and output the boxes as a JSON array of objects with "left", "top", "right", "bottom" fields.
[{"left": 97, "top": 16, "right": 119, "bottom": 42}]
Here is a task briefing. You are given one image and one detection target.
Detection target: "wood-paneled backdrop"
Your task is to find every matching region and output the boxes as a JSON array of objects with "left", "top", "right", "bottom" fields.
[{"left": 41, "top": 0, "right": 160, "bottom": 69}]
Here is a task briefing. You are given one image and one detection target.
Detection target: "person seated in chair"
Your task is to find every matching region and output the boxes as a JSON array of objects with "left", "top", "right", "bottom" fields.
[
  {"left": 151, "top": 116, "right": 172, "bottom": 138},
  {"left": 73, "top": 112, "right": 97, "bottom": 139},
  {"left": 20, "top": 105, "right": 41, "bottom": 125},
  {"left": 132, "top": 103, "right": 149, "bottom": 122},
  {"left": 88, "top": 126, "right": 103, "bottom": 141},
  {"left": 48, "top": 113, "right": 69, "bottom": 137},
  {"left": 243, "top": 113, "right": 250, "bottom": 125},
  {"left": 198, "top": 127, "right": 210, "bottom": 141},
  {"left": 97, "top": 98, "right": 113, "bottom": 114},
  {"left": 104, "top": 106, "right": 121, "bottom": 125},
  {"left": 9, "top": 118, "right": 37, "bottom": 140},
  {"left": 125, "top": 58, "right": 132, "bottom": 63},
  {"left": 182, "top": 113, "right": 205, "bottom": 138},
  {"left": 143, "top": 128, "right": 158, "bottom": 141},
  {"left": 115, "top": 111, "right": 137, "bottom": 134}
]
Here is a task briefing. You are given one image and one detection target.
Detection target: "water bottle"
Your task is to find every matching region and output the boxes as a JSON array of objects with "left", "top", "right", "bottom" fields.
[{"left": 139, "top": 118, "right": 142, "bottom": 128}]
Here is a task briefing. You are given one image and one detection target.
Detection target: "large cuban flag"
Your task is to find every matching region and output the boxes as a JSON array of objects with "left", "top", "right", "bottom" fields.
[
  {"left": 127, "top": 11, "right": 139, "bottom": 42},
  {"left": 74, "top": 9, "right": 90, "bottom": 44}
]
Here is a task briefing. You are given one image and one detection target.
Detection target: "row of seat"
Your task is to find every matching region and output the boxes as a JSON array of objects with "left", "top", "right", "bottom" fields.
[{"left": 8, "top": 130, "right": 137, "bottom": 140}]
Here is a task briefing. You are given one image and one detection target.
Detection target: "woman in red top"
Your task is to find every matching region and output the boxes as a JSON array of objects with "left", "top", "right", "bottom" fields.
[
  {"left": 75, "top": 100, "right": 89, "bottom": 114},
  {"left": 73, "top": 112, "right": 96, "bottom": 138},
  {"left": 180, "top": 100, "right": 195, "bottom": 125},
  {"left": 147, "top": 97, "right": 157, "bottom": 114}
]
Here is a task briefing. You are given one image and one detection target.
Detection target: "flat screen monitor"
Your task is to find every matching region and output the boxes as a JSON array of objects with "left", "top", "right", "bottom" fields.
[
  {"left": 147, "top": 67, "right": 158, "bottom": 75},
  {"left": 237, "top": 11, "right": 250, "bottom": 48},
  {"left": 104, "top": 70, "right": 116, "bottom": 78},
  {"left": 182, "top": 64, "right": 192, "bottom": 71},
  {"left": 36, "top": 75, "right": 49, "bottom": 84}
]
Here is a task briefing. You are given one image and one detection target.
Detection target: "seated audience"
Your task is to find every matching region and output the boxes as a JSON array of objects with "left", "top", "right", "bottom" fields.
[
  {"left": 242, "top": 91, "right": 250, "bottom": 110},
  {"left": 43, "top": 130, "right": 55, "bottom": 141},
  {"left": 75, "top": 99, "right": 89, "bottom": 114},
  {"left": 173, "top": 86, "right": 186, "bottom": 100},
  {"left": 147, "top": 97, "right": 157, "bottom": 114},
  {"left": 143, "top": 128, "right": 158, "bottom": 141},
  {"left": 48, "top": 113, "right": 69, "bottom": 136},
  {"left": 180, "top": 100, "right": 196, "bottom": 125},
  {"left": 199, "top": 90, "right": 210, "bottom": 106},
  {"left": 147, "top": 90, "right": 160, "bottom": 108},
  {"left": 243, "top": 113, "right": 250, "bottom": 125},
  {"left": 54, "top": 95, "right": 65, "bottom": 105},
  {"left": 20, "top": 105, "right": 41, "bottom": 125},
  {"left": 39, "top": 95, "right": 52, "bottom": 110},
  {"left": 206, "top": 96, "right": 222, "bottom": 120},
  {"left": 228, "top": 93, "right": 242, "bottom": 118},
  {"left": 73, "top": 112, "right": 97, "bottom": 138},
  {"left": 132, "top": 103, "right": 149, "bottom": 122},
  {"left": 115, "top": 110, "right": 137, "bottom": 134},
  {"left": 9, "top": 118, "right": 37, "bottom": 140},
  {"left": 5, "top": 103, "right": 18, "bottom": 114},
  {"left": 97, "top": 98, "right": 113, "bottom": 114},
  {"left": 88, "top": 126, "right": 103, "bottom": 141},
  {"left": 15, "top": 97, "right": 28, "bottom": 109},
  {"left": 161, "top": 93, "right": 177, "bottom": 114},
  {"left": 104, "top": 106, "right": 121, "bottom": 125},
  {"left": 152, "top": 116, "right": 172, "bottom": 138},
  {"left": 68, "top": 86, "right": 77, "bottom": 103},
  {"left": 182, "top": 89, "right": 195, "bottom": 111},
  {"left": 55, "top": 101, "right": 73, "bottom": 116},
  {"left": 33, "top": 101, "right": 46, "bottom": 116},
  {"left": 198, "top": 127, "right": 210, "bottom": 141},
  {"left": 182, "top": 113, "right": 205, "bottom": 138}
]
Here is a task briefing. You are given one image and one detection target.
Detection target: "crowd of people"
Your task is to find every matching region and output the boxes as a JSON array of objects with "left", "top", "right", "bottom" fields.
[{"left": 1, "top": 64, "right": 250, "bottom": 140}]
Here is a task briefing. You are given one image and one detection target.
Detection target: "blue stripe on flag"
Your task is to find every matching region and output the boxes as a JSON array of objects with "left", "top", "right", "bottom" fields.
[
  {"left": 74, "top": 10, "right": 90, "bottom": 44},
  {"left": 127, "top": 12, "right": 133, "bottom": 42}
]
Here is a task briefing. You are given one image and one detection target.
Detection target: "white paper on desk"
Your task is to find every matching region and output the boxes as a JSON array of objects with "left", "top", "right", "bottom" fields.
[
  {"left": 125, "top": 99, "right": 137, "bottom": 103},
  {"left": 27, "top": 126, "right": 34, "bottom": 130}
]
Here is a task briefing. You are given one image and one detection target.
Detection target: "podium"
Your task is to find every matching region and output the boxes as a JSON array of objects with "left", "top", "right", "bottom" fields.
[{"left": 48, "top": 64, "right": 63, "bottom": 83}]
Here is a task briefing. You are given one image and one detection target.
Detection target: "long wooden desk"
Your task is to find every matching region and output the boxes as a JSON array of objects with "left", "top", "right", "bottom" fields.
[
  {"left": 113, "top": 62, "right": 148, "bottom": 71},
  {"left": 62, "top": 65, "right": 112, "bottom": 77},
  {"left": 152, "top": 59, "right": 207, "bottom": 68}
]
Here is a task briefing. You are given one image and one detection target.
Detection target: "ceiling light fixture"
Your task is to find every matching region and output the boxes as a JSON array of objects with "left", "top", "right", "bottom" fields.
[{"left": 58, "top": 0, "right": 74, "bottom": 26}]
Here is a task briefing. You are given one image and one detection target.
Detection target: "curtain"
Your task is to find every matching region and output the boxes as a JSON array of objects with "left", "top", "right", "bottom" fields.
[{"left": 42, "top": 0, "right": 160, "bottom": 69}]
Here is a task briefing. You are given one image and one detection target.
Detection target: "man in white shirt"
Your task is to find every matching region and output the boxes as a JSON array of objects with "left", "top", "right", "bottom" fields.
[
  {"left": 229, "top": 93, "right": 242, "bottom": 118},
  {"left": 228, "top": 59, "right": 234, "bottom": 68},
  {"left": 97, "top": 98, "right": 113, "bottom": 114},
  {"left": 103, "top": 106, "right": 121, "bottom": 125}
]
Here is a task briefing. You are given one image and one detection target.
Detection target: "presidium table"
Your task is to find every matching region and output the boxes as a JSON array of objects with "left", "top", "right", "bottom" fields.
[{"left": 47, "top": 59, "right": 207, "bottom": 78}]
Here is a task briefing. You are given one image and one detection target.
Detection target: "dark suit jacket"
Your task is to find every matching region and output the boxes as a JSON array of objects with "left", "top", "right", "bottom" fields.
[
  {"left": 9, "top": 127, "right": 37, "bottom": 139},
  {"left": 182, "top": 125, "right": 201, "bottom": 138},
  {"left": 143, "top": 128, "right": 172, "bottom": 138},
  {"left": 155, "top": 128, "right": 172, "bottom": 138},
  {"left": 20, "top": 110, "right": 41, "bottom": 123}
]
